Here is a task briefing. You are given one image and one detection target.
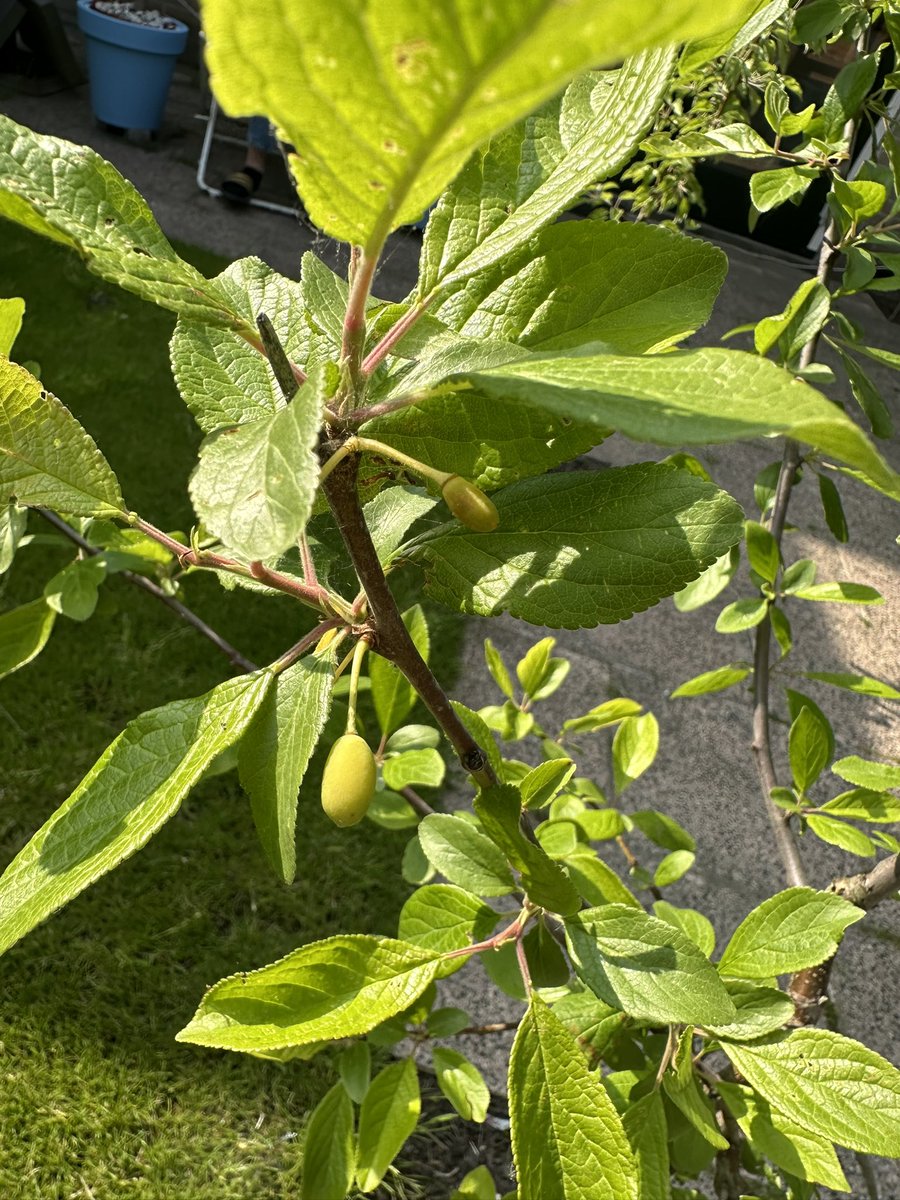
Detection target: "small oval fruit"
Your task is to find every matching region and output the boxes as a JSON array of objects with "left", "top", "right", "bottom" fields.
[
  {"left": 321, "top": 733, "right": 377, "bottom": 827},
  {"left": 441, "top": 475, "right": 499, "bottom": 532}
]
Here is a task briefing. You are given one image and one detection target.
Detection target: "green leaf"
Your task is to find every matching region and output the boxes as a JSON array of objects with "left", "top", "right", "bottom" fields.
[
  {"left": 177, "top": 936, "right": 443, "bottom": 1053},
  {"left": 0, "top": 501, "right": 27, "bottom": 575},
  {"left": 338, "top": 1041, "right": 371, "bottom": 1104},
  {"left": 238, "top": 647, "right": 335, "bottom": 884},
  {"left": 671, "top": 664, "right": 751, "bottom": 698},
  {"left": 785, "top": 688, "right": 834, "bottom": 762},
  {"left": 702, "top": 981, "right": 795, "bottom": 1041},
  {"left": 516, "top": 637, "right": 555, "bottom": 698},
  {"left": 722, "top": 1027, "right": 900, "bottom": 1156},
  {"left": 750, "top": 166, "right": 819, "bottom": 212},
  {"left": 398, "top": 884, "right": 495, "bottom": 977},
  {"left": 563, "top": 698, "right": 643, "bottom": 734},
  {"left": 663, "top": 1027, "right": 729, "bottom": 1149},
  {"left": 0, "top": 671, "right": 271, "bottom": 956},
  {"left": 0, "top": 597, "right": 56, "bottom": 681},
  {"left": 365, "top": 791, "right": 419, "bottom": 831},
  {"left": 621, "top": 1092, "right": 669, "bottom": 1200},
  {"left": 820, "top": 788, "right": 900, "bottom": 822},
  {"left": 806, "top": 814, "right": 875, "bottom": 856},
  {"left": 565, "top": 905, "right": 736, "bottom": 1025},
  {"left": 572, "top": 809, "right": 625, "bottom": 842},
  {"left": 718, "top": 887, "right": 864, "bottom": 979},
  {"left": 612, "top": 714, "right": 659, "bottom": 794},
  {"left": 43, "top": 557, "right": 106, "bottom": 622},
  {"left": 789, "top": 705, "right": 830, "bottom": 793},
  {"left": 644, "top": 122, "right": 772, "bottom": 159},
  {"left": 356, "top": 1058, "right": 420, "bottom": 1194},
  {"left": 433, "top": 1048, "right": 490, "bottom": 1123},
  {"left": 451, "top": 1165, "right": 496, "bottom": 1200},
  {"left": 552, "top": 991, "right": 624, "bottom": 1065},
  {"left": 744, "top": 520, "right": 780, "bottom": 582},
  {"left": 716, "top": 1081, "right": 848, "bottom": 1191},
  {"left": 817, "top": 471, "right": 849, "bottom": 541},
  {"left": 674, "top": 546, "right": 739, "bottom": 612},
  {"left": 833, "top": 176, "right": 887, "bottom": 221},
  {"left": 413, "top": 464, "right": 743, "bottom": 630},
  {"left": 652, "top": 901, "right": 716, "bottom": 957},
  {"left": 654, "top": 849, "right": 695, "bottom": 888},
  {"left": 715, "top": 598, "right": 768, "bottom": 633},
  {"left": 484, "top": 638, "right": 515, "bottom": 699},
  {"left": 364, "top": 487, "right": 439, "bottom": 568},
  {"left": 364, "top": 376, "right": 600, "bottom": 495},
  {"left": 475, "top": 784, "right": 581, "bottom": 915},
  {"left": 564, "top": 852, "right": 641, "bottom": 909},
  {"left": 170, "top": 257, "right": 308, "bottom": 435},
  {"left": 0, "top": 117, "right": 244, "bottom": 329},
  {"left": 300, "top": 1082, "right": 355, "bottom": 1200},
  {"left": 832, "top": 346, "right": 893, "bottom": 439},
  {"left": 754, "top": 279, "right": 830, "bottom": 364},
  {"left": 370, "top": 605, "right": 429, "bottom": 737},
  {"left": 0, "top": 297, "right": 24, "bottom": 357},
  {"left": 189, "top": 370, "right": 325, "bottom": 561},
  {"left": 790, "top": 581, "right": 883, "bottom": 604},
  {"left": 427, "top": 1007, "right": 471, "bottom": 1038},
  {"left": 466, "top": 346, "right": 900, "bottom": 498},
  {"left": 832, "top": 755, "right": 900, "bottom": 791},
  {"left": 382, "top": 748, "right": 445, "bottom": 791},
  {"left": 421, "top": 49, "right": 676, "bottom": 297},
  {"left": 0, "top": 356, "right": 125, "bottom": 517},
  {"left": 204, "top": 1, "right": 752, "bottom": 247},
  {"left": 509, "top": 995, "right": 638, "bottom": 1200},
  {"left": 417, "top": 814, "right": 515, "bottom": 898},
  {"left": 521, "top": 759, "right": 576, "bottom": 810},
  {"left": 433, "top": 220, "right": 727, "bottom": 355},
  {"left": 802, "top": 671, "right": 900, "bottom": 699},
  {"left": 523, "top": 918, "right": 571, "bottom": 987},
  {"left": 631, "top": 810, "right": 695, "bottom": 853},
  {"left": 792, "top": 0, "right": 856, "bottom": 44}
]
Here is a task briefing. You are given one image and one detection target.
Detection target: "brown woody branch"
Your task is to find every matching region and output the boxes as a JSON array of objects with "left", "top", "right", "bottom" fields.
[{"left": 321, "top": 450, "right": 497, "bottom": 789}]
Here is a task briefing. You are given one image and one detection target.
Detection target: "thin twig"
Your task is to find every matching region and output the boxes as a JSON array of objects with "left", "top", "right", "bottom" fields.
[
  {"left": 35, "top": 509, "right": 258, "bottom": 674},
  {"left": 362, "top": 300, "right": 429, "bottom": 375},
  {"left": 749, "top": 61, "right": 865, "bottom": 891},
  {"left": 457, "top": 1021, "right": 520, "bottom": 1035},
  {"left": 401, "top": 785, "right": 436, "bottom": 818}
]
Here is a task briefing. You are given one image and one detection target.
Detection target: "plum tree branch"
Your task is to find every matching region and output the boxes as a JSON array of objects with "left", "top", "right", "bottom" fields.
[{"left": 321, "top": 450, "right": 497, "bottom": 789}]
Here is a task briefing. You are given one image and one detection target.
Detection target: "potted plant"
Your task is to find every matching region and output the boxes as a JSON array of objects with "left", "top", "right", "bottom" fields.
[{"left": 76, "top": 1, "right": 188, "bottom": 133}]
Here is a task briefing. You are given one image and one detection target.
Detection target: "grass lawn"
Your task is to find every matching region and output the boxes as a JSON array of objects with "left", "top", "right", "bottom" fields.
[{"left": 0, "top": 224, "right": 462, "bottom": 1198}]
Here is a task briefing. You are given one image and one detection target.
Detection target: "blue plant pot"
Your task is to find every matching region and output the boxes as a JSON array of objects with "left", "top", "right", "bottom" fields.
[{"left": 76, "top": 2, "right": 188, "bottom": 132}]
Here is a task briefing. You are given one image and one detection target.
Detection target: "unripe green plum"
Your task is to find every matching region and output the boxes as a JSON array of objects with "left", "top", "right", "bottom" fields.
[
  {"left": 321, "top": 733, "right": 377, "bottom": 827},
  {"left": 441, "top": 475, "right": 499, "bottom": 532}
]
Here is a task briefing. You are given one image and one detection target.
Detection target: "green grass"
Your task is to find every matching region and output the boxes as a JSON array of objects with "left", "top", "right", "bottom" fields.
[{"left": 0, "top": 224, "right": 463, "bottom": 1198}]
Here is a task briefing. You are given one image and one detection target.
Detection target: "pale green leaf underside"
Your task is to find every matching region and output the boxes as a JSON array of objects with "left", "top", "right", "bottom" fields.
[
  {"left": 170, "top": 256, "right": 308, "bottom": 434},
  {"left": 189, "top": 371, "right": 326, "bottom": 560},
  {"left": 417, "top": 813, "right": 515, "bottom": 897},
  {"left": 420, "top": 48, "right": 676, "bottom": 299},
  {"left": 0, "top": 671, "right": 271, "bottom": 956},
  {"left": 466, "top": 348, "right": 900, "bottom": 497},
  {"left": 201, "top": 0, "right": 758, "bottom": 245},
  {"left": 238, "top": 648, "right": 335, "bottom": 884},
  {"left": 0, "top": 117, "right": 243, "bottom": 330},
  {"left": 0, "top": 597, "right": 56, "bottom": 681},
  {"left": 176, "top": 935, "right": 442, "bottom": 1051},
  {"left": 432, "top": 220, "right": 726, "bottom": 355},
  {"left": 0, "top": 356, "right": 125, "bottom": 517},
  {"left": 717, "top": 1081, "right": 849, "bottom": 1191},
  {"left": 509, "top": 995, "right": 637, "bottom": 1200},
  {"left": 722, "top": 1028, "right": 900, "bottom": 1157},
  {"left": 565, "top": 904, "right": 737, "bottom": 1026},
  {"left": 718, "top": 887, "right": 864, "bottom": 979},
  {"left": 410, "top": 464, "right": 744, "bottom": 629}
]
